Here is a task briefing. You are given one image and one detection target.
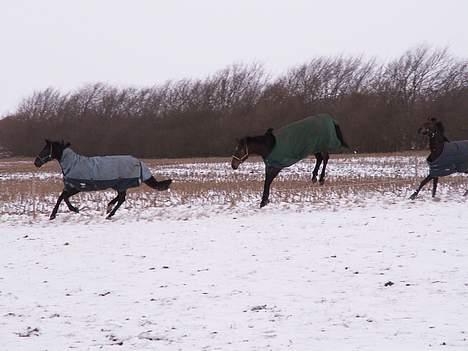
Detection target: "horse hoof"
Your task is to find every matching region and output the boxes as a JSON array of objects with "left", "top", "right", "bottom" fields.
[
  {"left": 260, "top": 200, "right": 269, "bottom": 208},
  {"left": 409, "top": 194, "right": 417, "bottom": 200},
  {"left": 312, "top": 177, "right": 317, "bottom": 183},
  {"left": 49, "top": 215, "right": 56, "bottom": 220},
  {"left": 319, "top": 180, "right": 325, "bottom": 185},
  {"left": 106, "top": 215, "right": 113, "bottom": 220}
]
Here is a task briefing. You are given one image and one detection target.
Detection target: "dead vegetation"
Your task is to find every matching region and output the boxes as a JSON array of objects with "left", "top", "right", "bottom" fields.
[
  {"left": 1, "top": 153, "right": 468, "bottom": 219},
  {"left": 1, "top": 46, "right": 466, "bottom": 158}
]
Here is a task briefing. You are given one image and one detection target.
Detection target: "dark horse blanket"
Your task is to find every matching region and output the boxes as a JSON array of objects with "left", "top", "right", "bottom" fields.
[
  {"left": 428, "top": 141, "right": 468, "bottom": 177},
  {"left": 265, "top": 114, "right": 343, "bottom": 168},
  {"left": 60, "top": 148, "right": 152, "bottom": 191}
]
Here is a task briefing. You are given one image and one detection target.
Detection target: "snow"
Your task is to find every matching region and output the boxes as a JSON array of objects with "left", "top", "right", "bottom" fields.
[
  {"left": 1, "top": 155, "right": 468, "bottom": 349},
  {"left": 1, "top": 199, "right": 468, "bottom": 350}
]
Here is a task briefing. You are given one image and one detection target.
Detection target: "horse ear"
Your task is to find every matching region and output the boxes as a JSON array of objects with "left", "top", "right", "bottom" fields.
[
  {"left": 65, "top": 142, "right": 71, "bottom": 148},
  {"left": 265, "top": 128, "right": 274, "bottom": 135},
  {"left": 45, "top": 139, "right": 50, "bottom": 144}
]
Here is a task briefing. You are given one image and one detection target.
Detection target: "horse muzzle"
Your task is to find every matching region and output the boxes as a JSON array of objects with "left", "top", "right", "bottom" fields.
[{"left": 34, "top": 157, "right": 44, "bottom": 168}]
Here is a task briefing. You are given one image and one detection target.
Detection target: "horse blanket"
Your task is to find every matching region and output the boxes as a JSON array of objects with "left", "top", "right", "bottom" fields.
[
  {"left": 428, "top": 141, "right": 468, "bottom": 177},
  {"left": 264, "top": 114, "right": 343, "bottom": 168},
  {"left": 59, "top": 148, "right": 152, "bottom": 191}
]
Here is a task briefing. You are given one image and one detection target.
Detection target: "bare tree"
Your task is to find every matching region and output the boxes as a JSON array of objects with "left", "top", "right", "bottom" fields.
[{"left": 0, "top": 45, "right": 466, "bottom": 156}]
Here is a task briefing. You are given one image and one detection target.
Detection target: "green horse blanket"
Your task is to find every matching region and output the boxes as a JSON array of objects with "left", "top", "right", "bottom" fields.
[{"left": 265, "top": 114, "right": 343, "bottom": 168}]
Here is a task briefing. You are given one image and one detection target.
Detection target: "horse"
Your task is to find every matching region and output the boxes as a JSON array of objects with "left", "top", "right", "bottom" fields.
[
  {"left": 231, "top": 113, "right": 348, "bottom": 208},
  {"left": 410, "top": 118, "right": 468, "bottom": 200},
  {"left": 34, "top": 139, "right": 172, "bottom": 219}
]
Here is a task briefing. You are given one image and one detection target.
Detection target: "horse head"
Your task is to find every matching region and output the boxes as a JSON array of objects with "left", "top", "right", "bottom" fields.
[
  {"left": 231, "top": 129, "right": 276, "bottom": 169},
  {"left": 231, "top": 137, "right": 249, "bottom": 170},
  {"left": 34, "top": 139, "right": 71, "bottom": 167},
  {"left": 418, "top": 118, "right": 443, "bottom": 136}
]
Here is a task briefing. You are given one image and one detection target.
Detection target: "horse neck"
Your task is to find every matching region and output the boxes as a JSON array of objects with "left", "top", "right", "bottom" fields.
[
  {"left": 428, "top": 133, "right": 445, "bottom": 160},
  {"left": 247, "top": 136, "right": 274, "bottom": 158}
]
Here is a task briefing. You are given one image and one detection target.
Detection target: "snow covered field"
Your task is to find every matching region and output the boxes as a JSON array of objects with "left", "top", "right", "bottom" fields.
[{"left": 1, "top": 156, "right": 468, "bottom": 350}]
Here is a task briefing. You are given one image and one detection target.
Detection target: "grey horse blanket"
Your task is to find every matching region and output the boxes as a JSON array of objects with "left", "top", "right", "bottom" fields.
[
  {"left": 264, "top": 114, "right": 343, "bottom": 168},
  {"left": 428, "top": 141, "right": 468, "bottom": 177},
  {"left": 59, "top": 148, "right": 152, "bottom": 191}
]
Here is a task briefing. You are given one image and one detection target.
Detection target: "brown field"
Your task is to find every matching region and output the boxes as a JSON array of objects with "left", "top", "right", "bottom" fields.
[{"left": 1, "top": 152, "right": 467, "bottom": 219}]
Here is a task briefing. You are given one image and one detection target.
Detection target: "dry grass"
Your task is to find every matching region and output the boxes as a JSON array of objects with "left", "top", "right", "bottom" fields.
[{"left": 1, "top": 153, "right": 467, "bottom": 218}]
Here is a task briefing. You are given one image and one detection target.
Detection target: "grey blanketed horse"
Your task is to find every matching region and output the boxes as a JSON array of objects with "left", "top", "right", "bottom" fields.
[
  {"left": 34, "top": 140, "right": 172, "bottom": 219},
  {"left": 410, "top": 118, "right": 468, "bottom": 199}
]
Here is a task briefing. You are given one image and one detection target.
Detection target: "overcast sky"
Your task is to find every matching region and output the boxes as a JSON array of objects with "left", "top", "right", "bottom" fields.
[{"left": 1, "top": 0, "right": 467, "bottom": 116}]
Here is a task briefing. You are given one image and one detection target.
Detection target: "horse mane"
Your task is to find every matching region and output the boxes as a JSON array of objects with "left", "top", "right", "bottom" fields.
[
  {"left": 59, "top": 140, "right": 71, "bottom": 148},
  {"left": 50, "top": 140, "right": 71, "bottom": 149},
  {"left": 435, "top": 121, "right": 445, "bottom": 134},
  {"left": 433, "top": 120, "right": 450, "bottom": 142},
  {"left": 245, "top": 130, "right": 276, "bottom": 150}
]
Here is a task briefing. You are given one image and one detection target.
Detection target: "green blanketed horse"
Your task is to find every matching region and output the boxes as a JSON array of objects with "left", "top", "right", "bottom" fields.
[{"left": 231, "top": 113, "right": 348, "bottom": 207}]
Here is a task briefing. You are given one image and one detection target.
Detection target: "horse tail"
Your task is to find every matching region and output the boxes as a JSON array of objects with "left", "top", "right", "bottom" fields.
[
  {"left": 144, "top": 176, "right": 172, "bottom": 191},
  {"left": 139, "top": 161, "right": 172, "bottom": 190},
  {"left": 334, "top": 122, "right": 349, "bottom": 149}
]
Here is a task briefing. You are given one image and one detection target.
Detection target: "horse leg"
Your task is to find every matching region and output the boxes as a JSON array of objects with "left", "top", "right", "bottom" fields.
[
  {"left": 63, "top": 189, "right": 80, "bottom": 213},
  {"left": 106, "top": 194, "right": 120, "bottom": 214},
  {"left": 260, "top": 167, "right": 281, "bottom": 208},
  {"left": 106, "top": 191, "right": 126, "bottom": 219},
  {"left": 312, "top": 153, "right": 323, "bottom": 183},
  {"left": 410, "top": 175, "right": 433, "bottom": 200},
  {"left": 50, "top": 190, "right": 66, "bottom": 220},
  {"left": 319, "top": 152, "right": 329, "bottom": 185},
  {"left": 432, "top": 177, "right": 439, "bottom": 197},
  {"left": 144, "top": 176, "right": 172, "bottom": 191}
]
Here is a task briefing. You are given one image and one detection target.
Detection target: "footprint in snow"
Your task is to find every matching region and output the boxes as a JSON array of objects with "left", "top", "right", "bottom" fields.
[{"left": 16, "top": 327, "right": 40, "bottom": 337}]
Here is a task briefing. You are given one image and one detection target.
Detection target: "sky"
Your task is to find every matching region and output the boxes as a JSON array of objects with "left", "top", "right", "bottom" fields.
[{"left": 0, "top": 0, "right": 467, "bottom": 117}]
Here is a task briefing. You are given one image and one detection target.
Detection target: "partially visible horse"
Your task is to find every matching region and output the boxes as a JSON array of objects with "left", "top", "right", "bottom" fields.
[
  {"left": 34, "top": 140, "right": 172, "bottom": 219},
  {"left": 410, "top": 118, "right": 468, "bottom": 199},
  {"left": 231, "top": 113, "right": 348, "bottom": 207}
]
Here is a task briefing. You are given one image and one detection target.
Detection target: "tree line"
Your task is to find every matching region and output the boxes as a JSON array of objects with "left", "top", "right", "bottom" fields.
[{"left": 0, "top": 45, "right": 466, "bottom": 157}]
